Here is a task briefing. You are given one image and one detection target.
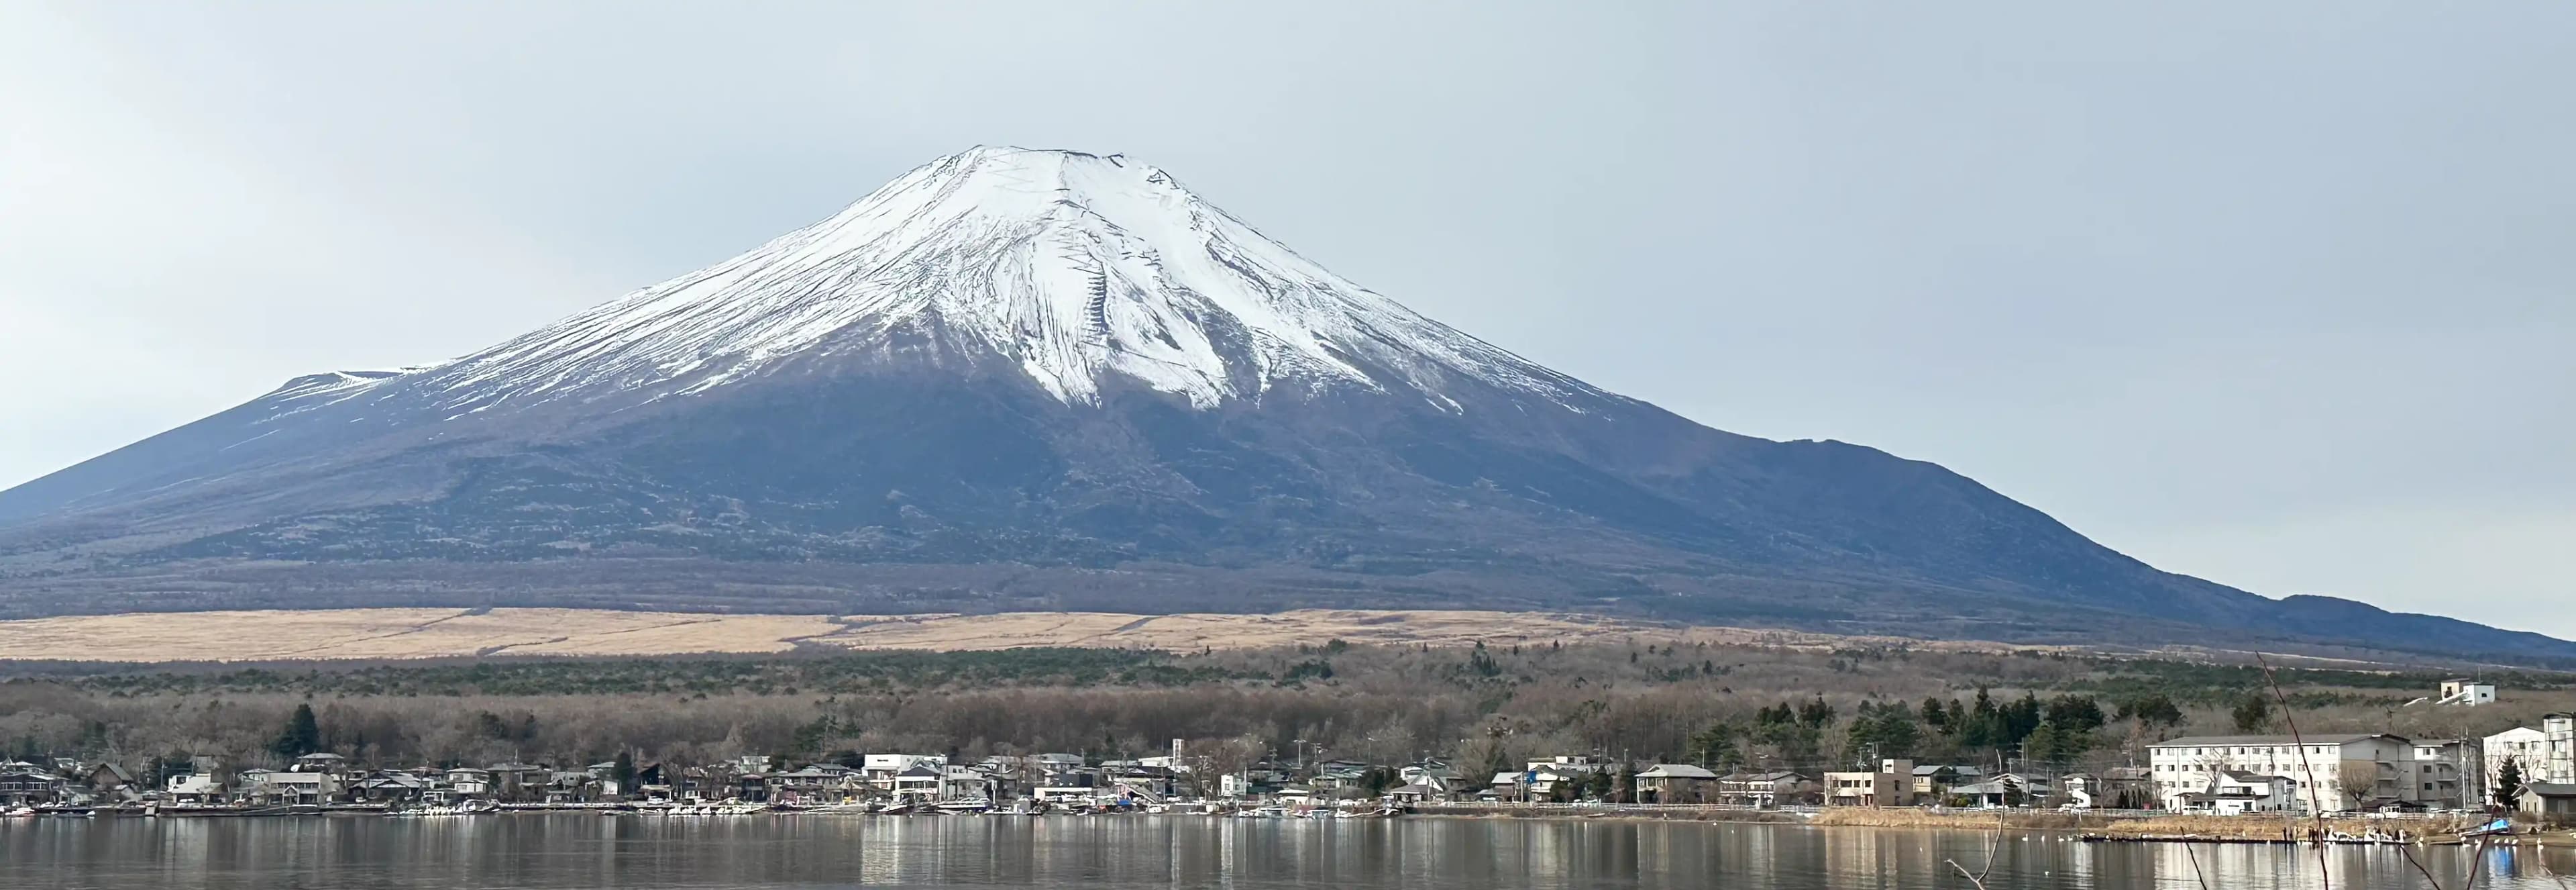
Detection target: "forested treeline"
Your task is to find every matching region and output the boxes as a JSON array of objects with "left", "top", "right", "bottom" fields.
[{"left": 2, "top": 641, "right": 2566, "bottom": 784}]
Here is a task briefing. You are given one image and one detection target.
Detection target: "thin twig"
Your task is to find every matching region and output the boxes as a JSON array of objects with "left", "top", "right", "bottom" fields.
[
  {"left": 2464, "top": 833, "right": 2492, "bottom": 888},
  {"left": 2536, "top": 843, "right": 2576, "bottom": 889},
  {"left": 1942, "top": 811, "right": 2008, "bottom": 889},
  {"left": 2256, "top": 652, "right": 2331, "bottom": 890},
  {"left": 2182, "top": 843, "right": 2214, "bottom": 890},
  {"left": 2399, "top": 844, "right": 2447, "bottom": 889}
]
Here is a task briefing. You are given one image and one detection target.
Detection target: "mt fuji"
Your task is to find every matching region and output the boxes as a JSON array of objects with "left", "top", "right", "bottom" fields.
[{"left": 1, "top": 147, "right": 2563, "bottom": 662}]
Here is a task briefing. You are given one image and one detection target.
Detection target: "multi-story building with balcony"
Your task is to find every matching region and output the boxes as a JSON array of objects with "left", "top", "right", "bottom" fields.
[{"left": 2148, "top": 734, "right": 2416, "bottom": 813}]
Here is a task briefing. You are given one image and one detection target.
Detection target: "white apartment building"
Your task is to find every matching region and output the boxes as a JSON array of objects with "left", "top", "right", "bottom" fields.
[
  {"left": 2545, "top": 714, "right": 2576, "bottom": 785},
  {"left": 2484, "top": 726, "right": 2548, "bottom": 800},
  {"left": 2147, "top": 734, "right": 2415, "bottom": 813}
]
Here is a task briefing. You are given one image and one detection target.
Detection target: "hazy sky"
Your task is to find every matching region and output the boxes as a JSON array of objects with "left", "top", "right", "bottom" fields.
[{"left": 3, "top": 3, "right": 2569, "bottom": 634}]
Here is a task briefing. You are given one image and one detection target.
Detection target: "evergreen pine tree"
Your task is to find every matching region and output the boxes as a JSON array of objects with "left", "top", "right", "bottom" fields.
[
  {"left": 272, "top": 703, "right": 321, "bottom": 758},
  {"left": 612, "top": 749, "right": 636, "bottom": 797},
  {"left": 2496, "top": 756, "right": 2525, "bottom": 810}
]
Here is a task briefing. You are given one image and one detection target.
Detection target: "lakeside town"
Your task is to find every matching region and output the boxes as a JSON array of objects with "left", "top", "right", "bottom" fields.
[{"left": 4, "top": 677, "right": 2571, "bottom": 833}]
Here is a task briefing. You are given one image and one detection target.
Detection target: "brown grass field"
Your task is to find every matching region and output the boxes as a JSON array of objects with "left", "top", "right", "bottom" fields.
[
  {"left": 1807, "top": 807, "right": 2504, "bottom": 842},
  {"left": 0, "top": 607, "right": 2004, "bottom": 662}
]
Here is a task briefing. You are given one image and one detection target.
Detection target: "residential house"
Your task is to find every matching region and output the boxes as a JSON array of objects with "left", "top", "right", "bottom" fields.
[
  {"left": 1492, "top": 766, "right": 1582, "bottom": 800},
  {"left": 83, "top": 762, "right": 137, "bottom": 802},
  {"left": 1037, "top": 769, "right": 1104, "bottom": 803},
  {"left": 1387, "top": 783, "right": 1444, "bottom": 805},
  {"left": 969, "top": 760, "right": 1025, "bottom": 801},
  {"left": 545, "top": 771, "right": 603, "bottom": 803},
  {"left": 1315, "top": 758, "right": 1373, "bottom": 777},
  {"left": 1715, "top": 771, "right": 1815, "bottom": 808},
  {"left": 486, "top": 763, "right": 551, "bottom": 801},
  {"left": 892, "top": 762, "right": 945, "bottom": 801},
  {"left": 865, "top": 753, "right": 948, "bottom": 789},
  {"left": 1823, "top": 759, "right": 1917, "bottom": 807},
  {"left": 352, "top": 772, "right": 433, "bottom": 803},
  {"left": 235, "top": 769, "right": 276, "bottom": 800},
  {"left": 1311, "top": 764, "right": 1373, "bottom": 797},
  {"left": 2063, "top": 768, "right": 2153, "bottom": 809},
  {"left": 863, "top": 754, "right": 945, "bottom": 791},
  {"left": 2147, "top": 734, "right": 2416, "bottom": 813},
  {"left": 164, "top": 772, "right": 224, "bottom": 803},
  {"left": 293, "top": 752, "right": 355, "bottom": 779},
  {"left": 2165, "top": 770, "right": 2298, "bottom": 815},
  {"left": 1948, "top": 773, "right": 2055, "bottom": 808},
  {"left": 673, "top": 765, "right": 733, "bottom": 803},
  {"left": 0, "top": 769, "right": 67, "bottom": 806},
  {"left": 633, "top": 762, "right": 672, "bottom": 801},
  {"left": 766, "top": 766, "right": 855, "bottom": 805},
  {"left": 1399, "top": 762, "right": 1458, "bottom": 797},
  {"left": 1525, "top": 755, "right": 1611, "bottom": 777},
  {"left": 975, "top": 755, "right": 1033, "bottom": 786},
  {"left": 1104, "top": 764, "right": 1177, "bottom": 801},
  {"left": 256, "top": 771, "right": 340, "bottom": 805},
  {"left": 1220, "top": 771, "right": 1281, "bottom": 799},
  {"left": 2522, "top": 783, "right": 2576, "bottom": 820},
  {"left": 445, "top": 768, "right": 493, "bottom": 799},
  {"left": 581, "top": 761, "right": 629, "bottom": 798},
  {"left": 733, "top": 770, "right": 772, "bottom": 803},
  {"left": 1909, "top": 764, "right": 1982, "bottom": 798},
  {"left": 943, "top": 765, "right": 997, "bottom": 801},
  {"left": 1633, "top": 764, "right": 1718, "bottom": 803}
]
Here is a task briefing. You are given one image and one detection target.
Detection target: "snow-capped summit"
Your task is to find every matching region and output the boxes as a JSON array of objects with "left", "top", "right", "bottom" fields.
[{"left": 413, "top": 146, "right": 1591, "bottom": 413}]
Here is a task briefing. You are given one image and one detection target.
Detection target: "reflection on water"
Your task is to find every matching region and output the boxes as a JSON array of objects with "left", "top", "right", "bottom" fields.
[{"left": 2, "top": 814, "right": 2569, "bottom": 889}]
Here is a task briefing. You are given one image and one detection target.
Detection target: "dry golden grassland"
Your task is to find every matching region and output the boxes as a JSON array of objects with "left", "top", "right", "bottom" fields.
[
  {"left": 0, "top": 607, "right": 2016, "bottom": 662},
  {"left": 1809, "top": 807, "right": 2499, "bottom": 841}
]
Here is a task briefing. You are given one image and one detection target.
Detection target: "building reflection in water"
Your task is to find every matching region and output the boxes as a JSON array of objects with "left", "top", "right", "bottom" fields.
[{"left": 9, "top": 813, "right": 2576, "bottom": 889}]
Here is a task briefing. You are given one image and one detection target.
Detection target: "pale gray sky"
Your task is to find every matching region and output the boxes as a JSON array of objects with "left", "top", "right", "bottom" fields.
[{"left": 3, "top": 3, "right": 2569, "bottom": 634}]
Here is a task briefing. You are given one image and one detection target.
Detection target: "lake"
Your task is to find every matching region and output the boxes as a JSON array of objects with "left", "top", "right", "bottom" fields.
[{"left": 3, "top": 813, "right": 2568, "bottom": 889}]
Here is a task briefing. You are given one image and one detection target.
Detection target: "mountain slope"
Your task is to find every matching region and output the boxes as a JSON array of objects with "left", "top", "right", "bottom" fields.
[{"left": 1, "top": 146, "right": 2563, "bottom": 664}]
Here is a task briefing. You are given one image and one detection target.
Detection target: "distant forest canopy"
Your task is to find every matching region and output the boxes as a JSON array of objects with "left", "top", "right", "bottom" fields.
[{"left": 2, "top": 642, "right": 2568, "bottom": 785}]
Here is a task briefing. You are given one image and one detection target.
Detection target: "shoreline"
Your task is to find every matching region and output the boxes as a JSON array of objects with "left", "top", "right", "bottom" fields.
[{"left": 20, "top": 804, "right": 2573, "bottom": 848}]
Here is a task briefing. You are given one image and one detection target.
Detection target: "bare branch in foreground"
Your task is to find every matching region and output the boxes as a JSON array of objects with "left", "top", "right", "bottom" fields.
[{"left": 2255, "top": 652, "right": 2330, "bottom": 890}]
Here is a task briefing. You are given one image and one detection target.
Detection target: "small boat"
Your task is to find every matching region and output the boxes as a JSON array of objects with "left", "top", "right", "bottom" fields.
[{"left": 2460, "top": 818, "right": 2514, "bottom": 838}]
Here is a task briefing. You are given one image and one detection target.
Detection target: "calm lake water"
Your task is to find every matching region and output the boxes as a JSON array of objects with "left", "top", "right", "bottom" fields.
[{"left": 3, "top": 813, "right": 2569, "bottom": 889}]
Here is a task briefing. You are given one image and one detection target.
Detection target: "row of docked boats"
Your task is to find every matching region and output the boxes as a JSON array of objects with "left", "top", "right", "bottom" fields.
[{"left": 385, "top": 801, "right": 502, "bottom": 817}]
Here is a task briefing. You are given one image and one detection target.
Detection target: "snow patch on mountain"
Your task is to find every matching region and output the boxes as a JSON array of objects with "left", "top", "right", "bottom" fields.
[{"left": 343, "top": 146, "right": 1601, "bottom": 414}]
